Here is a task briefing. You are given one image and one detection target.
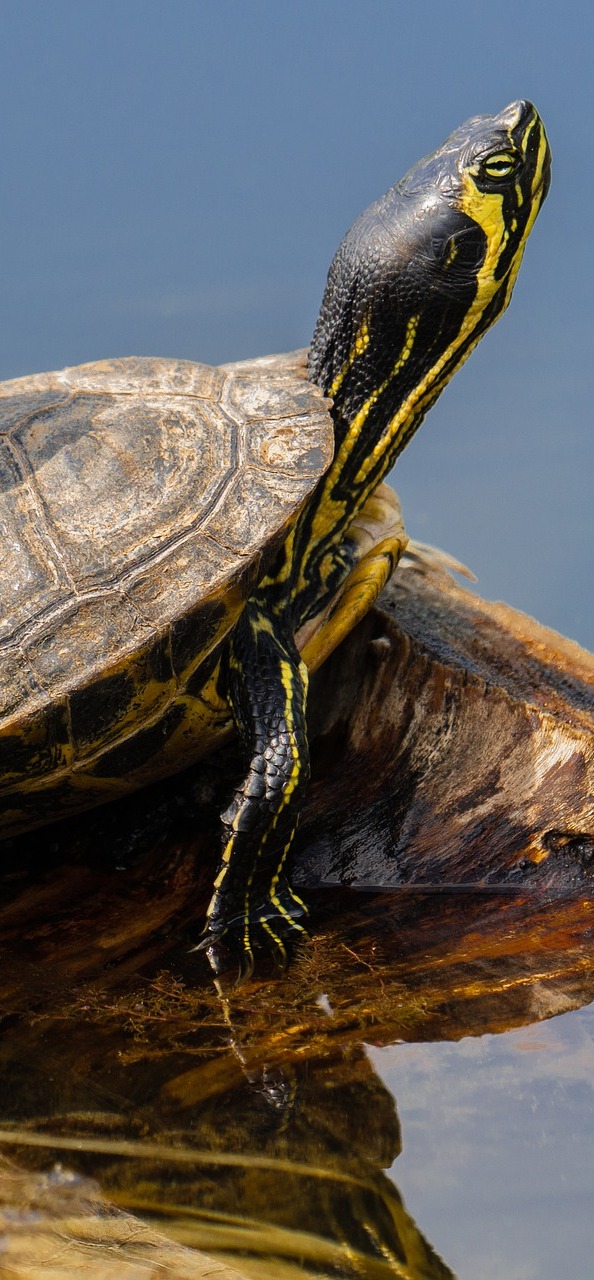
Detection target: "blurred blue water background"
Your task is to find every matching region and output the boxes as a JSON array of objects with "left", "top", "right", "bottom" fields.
[{"left": 0, "top": 1, "right": 591, "bottom": 648}]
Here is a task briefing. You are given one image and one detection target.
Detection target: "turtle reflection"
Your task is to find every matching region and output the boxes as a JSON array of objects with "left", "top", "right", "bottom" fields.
[
  {"left": 0, "top": 820, "right": 457, "bottom": 1278},
  {"left": 1, "top": 1034, "right": 455, "bottom": 1274},
  {"left": 98, "top": 1045, "right": 456, "bottom": 1279}
]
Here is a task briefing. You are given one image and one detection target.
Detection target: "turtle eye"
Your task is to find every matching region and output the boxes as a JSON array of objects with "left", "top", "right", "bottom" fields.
[{"left": 481, "top": 150, "right": 521, "bottom": 181}]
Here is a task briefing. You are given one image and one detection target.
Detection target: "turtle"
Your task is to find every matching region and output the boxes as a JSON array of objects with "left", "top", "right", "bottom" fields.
[{"left": 0, "top": 99, "right": 550, "bottom": 975}]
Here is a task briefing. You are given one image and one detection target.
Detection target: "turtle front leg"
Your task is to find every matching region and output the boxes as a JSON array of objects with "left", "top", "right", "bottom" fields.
[{"left": 198, "top": 599, "right": 310, "bottom": 978}]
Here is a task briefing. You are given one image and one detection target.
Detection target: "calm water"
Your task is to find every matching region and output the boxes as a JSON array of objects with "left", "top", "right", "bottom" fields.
[{"left": 372, "top": 1005, "right": 594, "bottom": 1280}]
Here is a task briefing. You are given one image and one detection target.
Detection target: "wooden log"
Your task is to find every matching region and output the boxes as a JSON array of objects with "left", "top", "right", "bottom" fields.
[
  {"left": 299, "top": 543, "right": 594, "bottom": 891},
  {"left": 0, "top": 542, "right": 592, "bottom": 1020}
]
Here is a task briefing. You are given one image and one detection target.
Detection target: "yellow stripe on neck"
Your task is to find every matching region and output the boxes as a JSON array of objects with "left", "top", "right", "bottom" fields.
[{"left": 329, "top": 314, "right": 371, "bottom": 398}]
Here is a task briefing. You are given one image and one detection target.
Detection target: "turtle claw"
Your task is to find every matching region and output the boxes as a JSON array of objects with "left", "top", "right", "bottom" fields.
[
  {"left": 189, "top": 929, "right": 249, "bottom": 981},
  {"left": 191, "top": 928, "right": 255, "bottom": 983},
  {"left": 191, "top": 887, "right": 309, "bottom": 982}
]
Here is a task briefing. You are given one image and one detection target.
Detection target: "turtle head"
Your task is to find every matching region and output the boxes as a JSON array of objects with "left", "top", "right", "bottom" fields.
[
  {"left": 308, "top": 100, "right": 550, "bottom": 476},
  {"left": 422, "top": 98, "right": 552, "bottom": 315}
]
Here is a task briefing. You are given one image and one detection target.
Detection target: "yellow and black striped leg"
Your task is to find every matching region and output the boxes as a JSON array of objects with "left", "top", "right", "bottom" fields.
[{"left": 199, "top": 601, "right": 310, "bottom": 978}]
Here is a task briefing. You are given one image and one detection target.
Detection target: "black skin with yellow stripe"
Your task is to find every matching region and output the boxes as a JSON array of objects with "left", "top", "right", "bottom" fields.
[{"left": 202, "top": 99, "right": 551, "bottom": 975}]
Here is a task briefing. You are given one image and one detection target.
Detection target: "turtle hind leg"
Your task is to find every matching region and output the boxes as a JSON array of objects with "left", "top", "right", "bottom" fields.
[{"left": 196, "top": 600, "right": 310, "bottom": 978}]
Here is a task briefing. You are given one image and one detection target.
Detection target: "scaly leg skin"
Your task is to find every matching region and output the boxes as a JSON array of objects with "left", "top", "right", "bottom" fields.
[{"left": 197, "top": 599, "right": 310, "bottom": 979}]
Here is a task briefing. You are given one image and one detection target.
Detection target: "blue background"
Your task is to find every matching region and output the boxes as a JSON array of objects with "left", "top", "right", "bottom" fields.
[{"left": 0, "top": 0, "right": 592, "bottom": 646}]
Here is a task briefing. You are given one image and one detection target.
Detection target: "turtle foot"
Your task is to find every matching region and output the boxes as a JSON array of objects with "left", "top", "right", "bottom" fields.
[{"left": 191, "top": 886, "right": 309, "bottom": 982}]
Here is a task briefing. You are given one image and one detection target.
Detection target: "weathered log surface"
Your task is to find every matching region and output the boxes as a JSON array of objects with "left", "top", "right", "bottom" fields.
[
  {"left": 299, "top": 544, "right": 594, "bottom": 890},
  {"left": 0, "top": 546, "right": 593, "bottom": 1279}
]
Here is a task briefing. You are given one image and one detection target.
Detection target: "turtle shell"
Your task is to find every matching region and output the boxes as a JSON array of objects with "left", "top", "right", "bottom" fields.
[{"left": 0, "top": 350, "right": 332, "bottom": 832}]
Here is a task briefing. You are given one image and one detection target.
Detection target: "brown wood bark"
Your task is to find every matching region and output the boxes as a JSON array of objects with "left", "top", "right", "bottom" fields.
[{"left": 299, "top": 544, "right": 594, "bottom": 891}]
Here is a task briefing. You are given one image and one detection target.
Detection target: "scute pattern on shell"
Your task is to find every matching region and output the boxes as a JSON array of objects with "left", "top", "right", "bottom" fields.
[{"left": 0, "top": 351, "right": 332, "bottom": 725}]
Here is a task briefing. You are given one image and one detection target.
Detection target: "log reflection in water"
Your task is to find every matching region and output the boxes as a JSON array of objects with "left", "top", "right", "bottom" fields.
[{"left": 0, "top": 886, "right": 593, "bottom": 1277}]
